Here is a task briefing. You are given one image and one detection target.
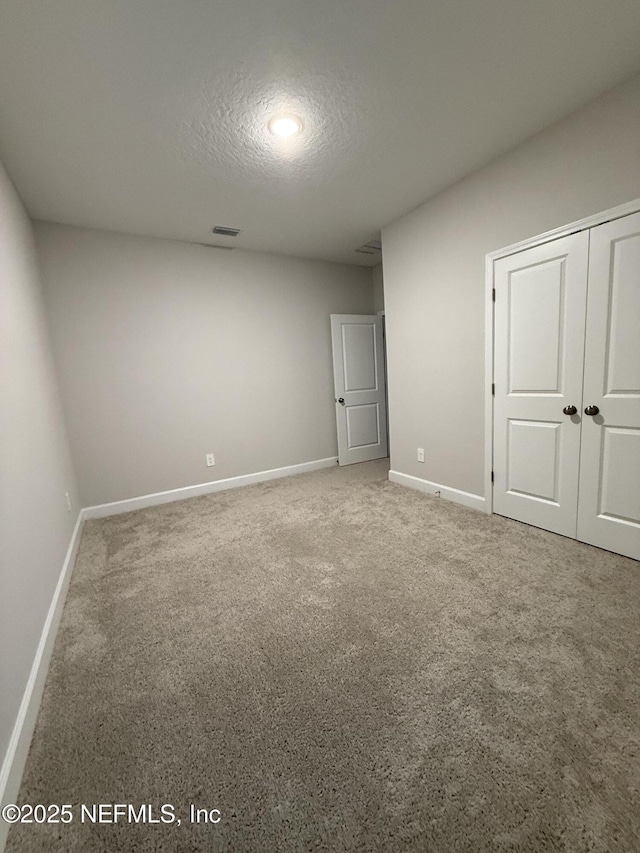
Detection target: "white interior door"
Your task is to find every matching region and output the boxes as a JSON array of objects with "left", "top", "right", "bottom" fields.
[
  {"left": 577, "top": 213, "right": 640, "bottom": 560},
  {"left": 330, "top": 314, "right": 388, "bottom": 466},
  {"left": 493, "top": 232, "right": 589, "bottom": 537}
]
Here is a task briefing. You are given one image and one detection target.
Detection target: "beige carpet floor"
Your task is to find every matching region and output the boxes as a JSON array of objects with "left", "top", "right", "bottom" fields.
[{"left": 7, "top": 459, "right": 640, "bottom": 852}]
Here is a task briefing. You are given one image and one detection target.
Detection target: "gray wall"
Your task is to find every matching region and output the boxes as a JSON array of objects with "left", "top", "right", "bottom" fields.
[
  {"left": 382, "top": 72, "right": 640, "bottom": 497},
  {"left": 36, "top": 223, "right": 373, "bottom": 506},
  {"left": 372, "top": 265, "right": 384, "bottom": 314},
  {"left": 0, "top": 163, "right": 79, "bottom": 778}
]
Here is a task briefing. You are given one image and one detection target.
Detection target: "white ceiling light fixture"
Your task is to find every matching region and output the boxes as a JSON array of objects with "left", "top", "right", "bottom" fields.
[{"left": 268, "top": 114, "right": 303, "bottom": 138}]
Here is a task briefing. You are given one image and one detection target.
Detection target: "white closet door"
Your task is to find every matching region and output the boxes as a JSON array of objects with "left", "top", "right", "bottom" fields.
[
  {"left": 577, "top": 213, "right": 640, "bottom": 560},
  {"left": 493, "top": 232, "right": 589, "bottom": 537}
]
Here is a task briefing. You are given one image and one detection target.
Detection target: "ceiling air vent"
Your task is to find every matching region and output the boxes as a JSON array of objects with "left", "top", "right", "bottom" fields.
[
  {"left": 355, "top": 237, "right": 382, "bottom": 255},
  {"left": 212, "top": 225, "right": 241, "bottom": 237}
]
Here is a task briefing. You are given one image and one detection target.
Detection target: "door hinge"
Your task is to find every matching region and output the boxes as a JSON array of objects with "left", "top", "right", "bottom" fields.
[
  {"left": 492, "top": 288, "right": 496, "bottom": 302},
  {"left": 491, "top": 470, "right": 494, "bottom": 483},
  {"left": 492, "top": 383, "right": 495, "bottom": 396}
]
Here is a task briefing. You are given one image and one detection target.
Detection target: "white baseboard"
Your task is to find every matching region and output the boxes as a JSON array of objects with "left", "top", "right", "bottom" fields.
[
  {"left": 0, "top": 511, "right": 85, "bottom": 852},
  {"left": 388, "top": 469, "right": 487, "bottom": 513},
  {"left": 83, "top": 456, "right": 339, "bottom": 519}
]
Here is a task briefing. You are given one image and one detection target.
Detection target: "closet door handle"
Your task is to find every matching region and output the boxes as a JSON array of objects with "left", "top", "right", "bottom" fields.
[
  {"left": 562, "top": 405, "right": 577, "bottom": 416},
  {"left": 337, "top": 398, "right": 345, "bottom": 405},
  {"left": 584, "top": 405, "right": 600, "bottom": 416}
]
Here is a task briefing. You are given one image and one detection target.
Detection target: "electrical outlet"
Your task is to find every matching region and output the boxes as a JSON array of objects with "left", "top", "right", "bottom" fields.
[
  {"left": 417, "top": 448, "right": 425, "bottom": 463},
  {"left": 65, "top": 491, "right": 72, "bottom": 512},
  {"left": 206, "top": 453, "right": 215, "bottom": 467}
]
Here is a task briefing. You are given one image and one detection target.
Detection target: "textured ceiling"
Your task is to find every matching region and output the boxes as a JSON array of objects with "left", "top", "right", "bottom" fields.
[{"left": 1, "top": 1, "right": 640, "bottom": 266}]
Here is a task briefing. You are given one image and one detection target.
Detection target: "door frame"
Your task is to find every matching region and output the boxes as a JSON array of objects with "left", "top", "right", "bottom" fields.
[{"left": 484, "top": 196, "right": 640, "bottom": 514}]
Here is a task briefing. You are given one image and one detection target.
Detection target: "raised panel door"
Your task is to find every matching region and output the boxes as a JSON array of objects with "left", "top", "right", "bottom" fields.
[{"left": 493, "top": 233, "right": 589, "bottom": 536}]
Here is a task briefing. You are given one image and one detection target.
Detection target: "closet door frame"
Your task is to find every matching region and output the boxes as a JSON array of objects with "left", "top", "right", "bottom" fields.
[{"left": 485, "top": 196, "right": 640, "bottom": 515}]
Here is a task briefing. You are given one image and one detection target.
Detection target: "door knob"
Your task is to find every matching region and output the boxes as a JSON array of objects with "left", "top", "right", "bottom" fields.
[
  {"left": 337, "top": 397, "right": 345, "bottom": 405},
  {"left": 584, "top": 405, "right": 600, "bottom": 416},
  {"left": 562, "top": 405, "right": 577, "bottom": 416}
]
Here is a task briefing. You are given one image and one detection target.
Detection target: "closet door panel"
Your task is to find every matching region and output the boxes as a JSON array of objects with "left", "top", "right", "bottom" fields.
[
  {"left": 493, "top": 232, "right": 589, "bottom": 537},
  {"left": 577, "top": 213, "right": 640, "bottom": 560}
]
